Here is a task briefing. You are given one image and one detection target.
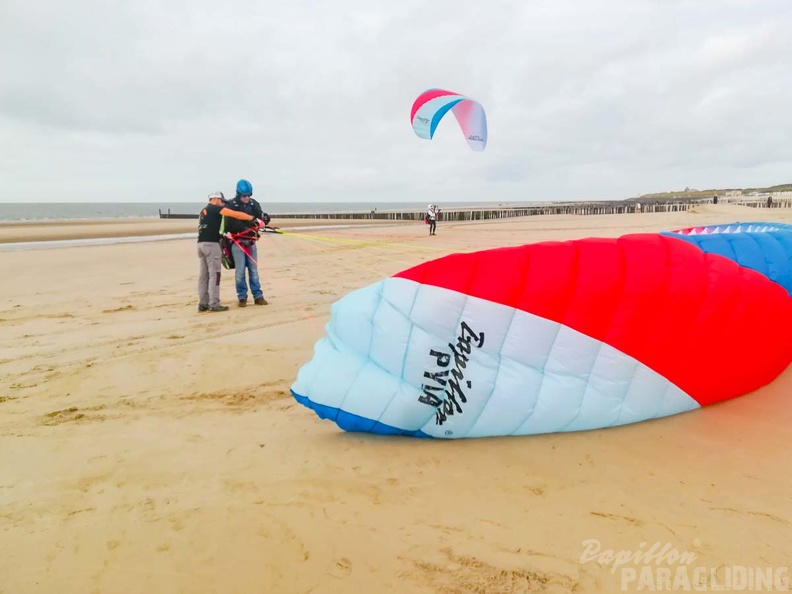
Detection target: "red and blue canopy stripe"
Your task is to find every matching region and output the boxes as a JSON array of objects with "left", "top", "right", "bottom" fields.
[{"left": 291, "top": 222, "right": 792, "bottom": 438}]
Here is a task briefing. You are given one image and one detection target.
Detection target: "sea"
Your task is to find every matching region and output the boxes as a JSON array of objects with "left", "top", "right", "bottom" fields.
[{"left": 0, "top": 200, "right": 535, "bottom": 223}]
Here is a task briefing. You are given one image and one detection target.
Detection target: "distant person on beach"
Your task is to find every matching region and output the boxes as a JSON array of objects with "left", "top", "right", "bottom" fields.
[
  {"left": 767, "top": 196, "right": 773, "bottom": 208},
  {"left": 197, "top": 192, "right": 260, "bottom": 313},
  {"left": 223, "top": 179, "right": 268, "bottom": 307},
  {"left": 713, "top": 195, "right": 718, "bottom": 204},
  {"left": 426, "top": 204, "right": 440, "bottom": 235}
]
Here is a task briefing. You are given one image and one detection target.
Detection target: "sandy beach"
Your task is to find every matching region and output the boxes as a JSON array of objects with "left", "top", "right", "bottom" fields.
[{"left": 1, "top": 204, "right": 790, "bottom": 593}]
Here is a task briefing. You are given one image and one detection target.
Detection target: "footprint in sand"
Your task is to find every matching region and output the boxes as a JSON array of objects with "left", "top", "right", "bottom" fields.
[
  {"left": 101, "top": 305, "right": 135, "bottom": 314},
  {"left": 328, "top": 558, "right": 353, "bottom": 578},
  {"left": 42, "top": 407, "right": 84, "bottom": 425}
]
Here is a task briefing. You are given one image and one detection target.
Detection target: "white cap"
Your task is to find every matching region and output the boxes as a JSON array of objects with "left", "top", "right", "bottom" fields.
[{"left": 208, "top": 191, "right": 226, "bottom": 201}]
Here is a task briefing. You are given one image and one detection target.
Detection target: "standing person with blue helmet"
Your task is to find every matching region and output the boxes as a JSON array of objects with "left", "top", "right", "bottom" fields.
[{"left": 223, "top": 179, "right": 268, "bottom": 307}]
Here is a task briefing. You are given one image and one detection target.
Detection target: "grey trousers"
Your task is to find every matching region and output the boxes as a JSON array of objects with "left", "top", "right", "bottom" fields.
[{"left": 197, "top": 242, "right": 223, "bottom": 307}]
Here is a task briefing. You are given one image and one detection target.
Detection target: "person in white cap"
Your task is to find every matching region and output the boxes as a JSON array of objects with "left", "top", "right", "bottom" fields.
[
  {"left": 426, "top": 203, "right": 440, "bottom": 236},
  {"left": 197, "top": 191, "right": 264, "bottom": 312}
]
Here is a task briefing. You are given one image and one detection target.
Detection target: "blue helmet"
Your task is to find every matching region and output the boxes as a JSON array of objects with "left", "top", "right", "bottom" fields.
[{"left": 236, "top": 179, "right": 253, "bottom": 196}]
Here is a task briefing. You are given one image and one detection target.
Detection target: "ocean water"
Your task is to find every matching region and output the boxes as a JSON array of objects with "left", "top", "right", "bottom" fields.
[{"left": 0, "top": 201, "right": 523, "bottom": 222}]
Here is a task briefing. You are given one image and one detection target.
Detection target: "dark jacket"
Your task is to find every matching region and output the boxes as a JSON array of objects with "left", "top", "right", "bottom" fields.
[{"left": 223, "top": 195, "right": 264, "bottom": 240}]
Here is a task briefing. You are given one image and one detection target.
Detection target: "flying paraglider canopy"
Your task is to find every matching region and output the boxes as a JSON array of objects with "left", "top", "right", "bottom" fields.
[{"left": 410, "top": 88, "right": 487, "bottom": 151}]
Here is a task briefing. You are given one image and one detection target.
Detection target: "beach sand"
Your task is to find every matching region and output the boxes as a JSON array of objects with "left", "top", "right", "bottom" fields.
[{"left": 1, "top": 205, "right": 790, "bottom": 593}]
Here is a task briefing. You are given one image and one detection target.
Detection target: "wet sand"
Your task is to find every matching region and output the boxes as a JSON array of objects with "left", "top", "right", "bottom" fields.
[{"left": 0, "top": 217, "right": 405, "bottom": 243}]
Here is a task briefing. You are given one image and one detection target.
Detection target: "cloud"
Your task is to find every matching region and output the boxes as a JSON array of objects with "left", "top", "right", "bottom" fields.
[{"left": 1, "top": 0, "right": 790, "bottom": 203}]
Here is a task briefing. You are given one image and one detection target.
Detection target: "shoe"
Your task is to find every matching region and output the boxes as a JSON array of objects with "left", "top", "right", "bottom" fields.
[
  {"left": 238, "top": 299, "right": 247, "bottom": 307},
  {"left": 198, "top": 304, "right": 209, "bottom": 312},
  {"left": 208, "top": 305, "right": 229, "bottom": 312},
  {"left": 254, "top": 297, "right": 268, "bottom": 305}
]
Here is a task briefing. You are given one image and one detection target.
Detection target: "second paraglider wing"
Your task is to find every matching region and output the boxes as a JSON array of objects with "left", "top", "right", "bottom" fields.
[{"left": 410, "top": 88, "right": 487, "bottom": 151}]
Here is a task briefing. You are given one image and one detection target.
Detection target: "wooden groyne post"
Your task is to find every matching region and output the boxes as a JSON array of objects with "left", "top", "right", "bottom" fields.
[{"left": 158, "top": 197, "right": 791, "bottom": 221}]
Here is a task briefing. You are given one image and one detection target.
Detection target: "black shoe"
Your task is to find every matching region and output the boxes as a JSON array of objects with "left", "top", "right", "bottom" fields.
[
  {"left": 198, "top": 304, "right": 209, "bottom": 312},
  {"left": 208, "top": 305, "right": 229, "bottom": 312}
]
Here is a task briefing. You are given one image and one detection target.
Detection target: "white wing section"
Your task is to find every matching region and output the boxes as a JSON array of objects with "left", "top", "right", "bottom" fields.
[{"left": 291, "top": 278, "right": 700, "bottom": 438}]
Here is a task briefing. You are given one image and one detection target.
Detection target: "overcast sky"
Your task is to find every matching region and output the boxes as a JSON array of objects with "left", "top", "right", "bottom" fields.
[{"left": 1, "top": 0, "right": 790, "bottom": 204}]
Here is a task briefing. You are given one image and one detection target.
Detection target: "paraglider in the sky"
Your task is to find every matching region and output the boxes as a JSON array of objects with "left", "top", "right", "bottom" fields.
[
  {"left": 410, "top": 89, "right": 487, "bottom": 151},
  {"left": 290, "top": 222, "right": 792, "bottom": 439}
]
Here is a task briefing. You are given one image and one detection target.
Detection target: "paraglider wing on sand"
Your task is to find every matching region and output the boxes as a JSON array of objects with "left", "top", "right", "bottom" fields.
[{"left": 291, "top": 222, "right": 792, "bottom": 439}]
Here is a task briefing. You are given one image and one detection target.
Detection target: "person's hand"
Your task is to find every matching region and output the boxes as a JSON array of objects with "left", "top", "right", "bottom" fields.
[
  {"left": 224, "top": 232, "right": 232, "bottom": 239},
  {"left": 255, "top": 218, "right": 266, "bottom": 227}
]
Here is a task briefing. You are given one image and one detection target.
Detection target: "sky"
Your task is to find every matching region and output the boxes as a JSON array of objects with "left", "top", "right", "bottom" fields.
[{"left": 1, "top": 0, "right": 791, "bottom": 204}]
